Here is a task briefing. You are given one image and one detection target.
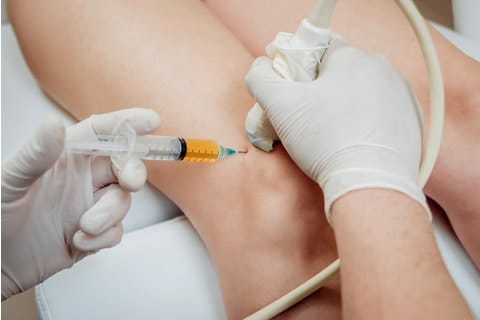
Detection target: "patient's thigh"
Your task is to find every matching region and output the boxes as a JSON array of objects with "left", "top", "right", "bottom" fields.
[
  {"left": 205, "top": 0, "right": 466, "bottom": 106},
  {"left": 205, "top": 0, "right": 418, "bottom": 57}
]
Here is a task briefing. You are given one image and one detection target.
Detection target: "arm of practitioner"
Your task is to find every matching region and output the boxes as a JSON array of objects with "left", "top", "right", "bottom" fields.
[
  {"left": 333, "top": 189, "right": 470, "bottom": 319},
  {"left": 1, "top": 108, "right": 159, "bottom": 300},
  {"left": 246, "top": 41, "right": 473, "bottom": 319}
]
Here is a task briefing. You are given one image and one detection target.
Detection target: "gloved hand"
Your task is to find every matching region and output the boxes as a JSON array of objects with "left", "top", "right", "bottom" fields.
[
  {"left": 245, "top": 41, "right": 429, "bottom": 223},
  {"left": 1, "top": 108, "right": 160, "bottom": 300}
]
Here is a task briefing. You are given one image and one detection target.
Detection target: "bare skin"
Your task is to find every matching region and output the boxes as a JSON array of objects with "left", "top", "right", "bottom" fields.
[
  {"left": 7, "top": 0, "right": 479, "bottom": 318},
  {"left": 332, "top": 189, "right": 472, "bottom": 319}
]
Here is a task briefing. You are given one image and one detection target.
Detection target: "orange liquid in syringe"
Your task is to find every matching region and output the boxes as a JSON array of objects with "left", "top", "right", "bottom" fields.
[{"left": 183, "top": 138, "right": 220, "bottom": 162}]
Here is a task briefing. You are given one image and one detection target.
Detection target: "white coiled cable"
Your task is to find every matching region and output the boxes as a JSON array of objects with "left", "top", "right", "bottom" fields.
[{"left": 244, "top": 0, "right": 444, "bottom": 318}]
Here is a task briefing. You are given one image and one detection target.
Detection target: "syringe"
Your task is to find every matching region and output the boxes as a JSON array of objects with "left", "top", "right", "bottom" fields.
[{"left": 66, "top": 131, "right": 244, "bottom": 162}]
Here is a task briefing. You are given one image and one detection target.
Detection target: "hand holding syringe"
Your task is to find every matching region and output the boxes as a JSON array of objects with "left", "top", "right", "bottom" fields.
[{"left": 66, "top": 121, "right": 245, "bottom": 163}]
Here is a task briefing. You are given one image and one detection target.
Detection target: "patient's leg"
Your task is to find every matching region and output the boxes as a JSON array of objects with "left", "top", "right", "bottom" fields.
[
  {"left": 8, "top": 0, "right": 340, "bottom": 318},
  {"left": 206, "top": 0, "right": 480, "bottom": 268}
]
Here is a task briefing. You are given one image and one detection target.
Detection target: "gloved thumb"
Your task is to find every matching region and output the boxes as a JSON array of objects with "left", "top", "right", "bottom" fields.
[
  {"left": 245, "top": 57, "right": 290, "bottom": 113},
  {"left": 2, "top": 116, "right": 65, "bottom": 202}
]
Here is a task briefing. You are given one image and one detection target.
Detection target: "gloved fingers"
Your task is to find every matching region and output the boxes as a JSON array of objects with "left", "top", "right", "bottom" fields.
[
  {"left": 73, "top": 223, "right": 123, "bottom": 251},
  {"left": 90, "top": 108, "right": 160, "bottom": 135},
  {"left": 245, "top": 57, "right": 293, "bottom": 112},
  {"left": 2, "top": 116, "right": 65, "bottom": 202},
  {"left": 91, "top": 157, "right": 117, "bottom": 190},
  {"left": 111, "top": 157, "right": 147, "bottom": 192},
  {"left": 80, "top": 184, "right": 131, "bottom": 236}
]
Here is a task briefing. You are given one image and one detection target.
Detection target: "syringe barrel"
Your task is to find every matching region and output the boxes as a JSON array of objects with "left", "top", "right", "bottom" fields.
[
  {"left": 136, "top": 136, "right": 223, "bottom": 162},
  {"left": 134, "top": 135, "right": 183, "bottom": 160},
  {"left": 183, "top": 138, "right": 221, "bottom": 162}
]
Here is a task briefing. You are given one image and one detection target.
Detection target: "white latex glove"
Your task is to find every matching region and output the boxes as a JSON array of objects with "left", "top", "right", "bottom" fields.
[
  {"left": 245, "top": 41, "right": 429, "bottom": 223},
  {"left": 245, "top": 27, "right": 333, "bottom": 152},
  {"left": 1, "top": 108, "right": 160, "bottom": 300}
]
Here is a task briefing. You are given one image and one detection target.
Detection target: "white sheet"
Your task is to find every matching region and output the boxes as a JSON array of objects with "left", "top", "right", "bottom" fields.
[{"left": 35, "top": 217, "right": 227, "bottom": 320}]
